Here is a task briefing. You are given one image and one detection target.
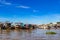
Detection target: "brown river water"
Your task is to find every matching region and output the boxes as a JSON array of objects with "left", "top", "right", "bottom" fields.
[{"left": 0, "top": 28, "right": 60, "bottom": 40}]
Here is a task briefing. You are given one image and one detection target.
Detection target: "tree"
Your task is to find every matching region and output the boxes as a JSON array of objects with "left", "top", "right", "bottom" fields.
[
  {"left": 4, "top": 21, "right": 12, "bottom": 29},
  {"left": 57, "top": 22, "right": 60, "bottom": 24},
  {"left": 0, "top": 22, "right": 4, "bottom": 29}
]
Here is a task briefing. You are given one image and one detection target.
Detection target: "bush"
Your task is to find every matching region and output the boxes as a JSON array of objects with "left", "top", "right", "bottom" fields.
[{"left": 46, "top": 31, "right": 56, "bottom": 34}]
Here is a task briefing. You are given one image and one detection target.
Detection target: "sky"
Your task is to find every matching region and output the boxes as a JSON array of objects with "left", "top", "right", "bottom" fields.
[{"left": 0, "top": 0, "right": 60, "bottom": 24}]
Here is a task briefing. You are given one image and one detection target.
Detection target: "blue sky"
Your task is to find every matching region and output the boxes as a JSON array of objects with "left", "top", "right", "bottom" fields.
[{"left": 0, "top": 0, "right": 60, "bottom": 24}]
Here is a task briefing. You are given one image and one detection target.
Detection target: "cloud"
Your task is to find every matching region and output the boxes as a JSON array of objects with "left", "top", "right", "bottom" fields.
[
  {"left": 0, "top": 0, "right": 12, "bottom": 5},
  {"left": 16, "top": 5, "right": 30, "bottom": 9},
  {"left": 33, "top": 10, "right": 39, "bottom": 12},
  {"left": 3, "top": 2, "right": 12, "bottom": 5}
]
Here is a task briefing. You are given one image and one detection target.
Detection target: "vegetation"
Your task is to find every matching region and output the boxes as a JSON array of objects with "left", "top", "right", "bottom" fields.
[
  {"left": 0, "top": 21, "right": 36, "bottom": 30},
  {"left": 57, "top": 22, "right": 60, "bottom": 24},
  {"left": 46, "top": 31, "right": 56, "bottom": 34}
]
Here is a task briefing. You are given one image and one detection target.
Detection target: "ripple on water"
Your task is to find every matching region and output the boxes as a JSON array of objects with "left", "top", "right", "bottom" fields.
[{"left": 0, "top": 29, "right": 60, "bottom": 40}]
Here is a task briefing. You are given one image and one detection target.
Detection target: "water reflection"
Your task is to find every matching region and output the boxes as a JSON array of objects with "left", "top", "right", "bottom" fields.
[{"left": 0, "top": 29, "right": 60, "bottom": 40}]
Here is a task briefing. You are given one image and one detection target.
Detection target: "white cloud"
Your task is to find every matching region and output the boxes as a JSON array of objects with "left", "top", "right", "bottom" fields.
[
  {"left": 33, "top": 10, "right": 39, "bottom": 12},
  {"left": 16, "top": 5, "right": 30, "bottom": 9},
  {"left": 4, "top": 2, "right": 12, "bottom": 5},
  {"left": 0, "top": 0, "right": 12, "bottom": 5}
]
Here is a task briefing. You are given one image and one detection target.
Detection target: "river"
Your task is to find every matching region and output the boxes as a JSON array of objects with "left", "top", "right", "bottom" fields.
[{"left": 0, "top": 28, "right": 60, "bottom": 40}]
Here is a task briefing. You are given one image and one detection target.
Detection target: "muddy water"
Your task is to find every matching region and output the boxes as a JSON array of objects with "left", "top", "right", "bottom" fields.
[{"left": 0, "top": 29, "right": 60, "bottom": 40}]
